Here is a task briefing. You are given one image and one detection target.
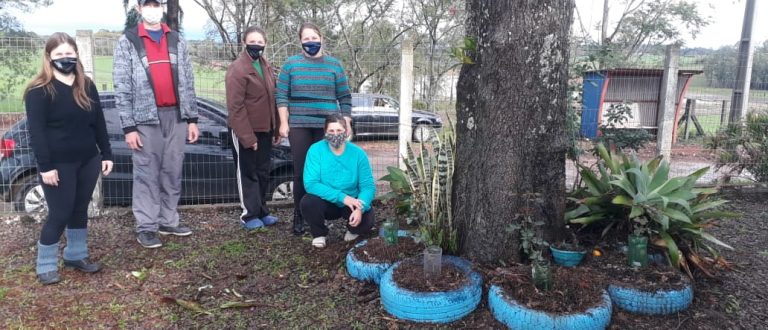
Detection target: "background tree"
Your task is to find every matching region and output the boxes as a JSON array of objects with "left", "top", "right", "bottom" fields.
[
  {"left": 0, "top": 0, "right": 51, "bottom": 103},
  {"left": 575, "top": 0, "right": 710, "bottom": 68},
  {"left": 453, "top": 0, "right": 574, "bottom": 263}
]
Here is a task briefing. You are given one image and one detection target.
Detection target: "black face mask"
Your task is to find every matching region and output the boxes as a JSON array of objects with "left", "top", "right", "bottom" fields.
[
  {"left": 51, "top": 57, "right": 78, "bottom": 74},
  {"left": 246, "top": 44, "right": 265, "bottom": 60}
]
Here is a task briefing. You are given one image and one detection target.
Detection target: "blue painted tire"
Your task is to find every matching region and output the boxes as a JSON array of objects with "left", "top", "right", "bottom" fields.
[
  {"left": 488, "top": 285, "right": 612, "bottom": 330},
  {"left": 607, "top": 283, "right": 693, "bottom": 315},
  {"left": 346, "top": 240, "right": 393, "bottom": 284},
  {"left": 379, "top": 256, "right": 483, "bottom": 323},
  {"left": 550, "top": 246, "right": 587, "bottom": 267}
]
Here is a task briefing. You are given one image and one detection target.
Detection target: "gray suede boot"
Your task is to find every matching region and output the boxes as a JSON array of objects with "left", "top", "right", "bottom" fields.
[{"left": 36, "top": 241, "right": 60, "bottom": 285}]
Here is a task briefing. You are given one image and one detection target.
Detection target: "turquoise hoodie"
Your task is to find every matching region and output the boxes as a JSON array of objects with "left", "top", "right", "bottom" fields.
[{"left": 303, "top": 140, "right": 375, "bottom": 211}]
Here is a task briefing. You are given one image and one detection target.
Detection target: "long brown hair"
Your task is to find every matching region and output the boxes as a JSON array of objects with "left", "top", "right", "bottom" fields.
[{"left": 23, "top": 32, "right": 93, "bottom": 111}]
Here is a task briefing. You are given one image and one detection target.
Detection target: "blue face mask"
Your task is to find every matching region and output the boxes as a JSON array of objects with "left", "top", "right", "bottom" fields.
[{"left": 301, "top": 42, "right": 322, "bottom": 56}]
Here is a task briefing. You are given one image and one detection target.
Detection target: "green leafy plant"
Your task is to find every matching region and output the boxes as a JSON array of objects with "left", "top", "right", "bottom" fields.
[
  {"left": 705, "top": 110, "right": 768, "bottom": 183},
  {"left": 379, "top": 166, "right": 414, "bottom": 223},
  {"left": 568, "top": 143, "right": 737, "bottom": 277},
  {"left": 593, "top": 102, "right": 654, "bottom": 153},
  {"left": 508, "top": 193, "right": 549, "bottom": 263},
  {"left": 450, "top": 37, "right": 477, "bottom": 65},
  {"left": 401, "top": 124, "right": 458, "bottom": 253}
]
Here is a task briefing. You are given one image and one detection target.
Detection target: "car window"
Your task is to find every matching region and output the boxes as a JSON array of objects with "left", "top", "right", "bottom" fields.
[
  {"left": 373, "top": 97, "right": 397, "bottom": 111},
  {"left": 352, "top": 95, "right": 367, "bottom": 107}
]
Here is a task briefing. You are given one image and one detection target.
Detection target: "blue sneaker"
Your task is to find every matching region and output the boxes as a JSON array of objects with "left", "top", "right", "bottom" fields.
[
  {"left": 242, "top": 218, "right": 265, "bottom": 230},
  {"left": 261, "top": 215, "right": 278, "bottom": 226}
]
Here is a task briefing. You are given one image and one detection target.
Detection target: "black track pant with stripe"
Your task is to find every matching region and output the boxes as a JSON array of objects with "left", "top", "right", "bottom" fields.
[{"left": 230, "top": 130, "right": 272, "bottom": 222}]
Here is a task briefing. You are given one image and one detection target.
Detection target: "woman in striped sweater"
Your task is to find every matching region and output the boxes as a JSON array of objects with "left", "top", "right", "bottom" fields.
[{"left": 276, "top": 22, "right": 353, "bottom": 235}]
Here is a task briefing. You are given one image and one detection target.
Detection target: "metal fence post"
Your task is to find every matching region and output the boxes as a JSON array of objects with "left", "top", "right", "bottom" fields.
[
  {"left": 76, "top": 29, "right": 103, "bottom": 217},
  {"left": 656, "top": 44, "right": 679, "bottom": 160},
  {"left": 398, "top": 37, "right": 414, "bottom": 170}
]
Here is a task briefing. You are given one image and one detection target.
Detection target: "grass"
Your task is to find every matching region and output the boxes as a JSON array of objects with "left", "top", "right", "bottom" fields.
[{"left": 0, "top": 287, "right": 8, "bottom": 300}]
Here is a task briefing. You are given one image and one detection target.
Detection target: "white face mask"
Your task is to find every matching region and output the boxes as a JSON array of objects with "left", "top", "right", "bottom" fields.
[{"left": 141, "top": 7, "right": 164, "bottom": 25}]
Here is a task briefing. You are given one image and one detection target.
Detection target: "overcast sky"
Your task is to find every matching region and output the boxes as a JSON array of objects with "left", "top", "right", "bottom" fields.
[{"left": 12, "top": 0, "right": 768, "bottom": 49}]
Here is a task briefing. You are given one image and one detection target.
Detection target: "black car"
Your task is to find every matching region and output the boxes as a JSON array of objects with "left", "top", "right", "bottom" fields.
[
  {"left": 0, "top": 93, "right": 294, "bottom": 214},
  {"left": 351, "top": 93, "right": 442, "bottom": 142}
]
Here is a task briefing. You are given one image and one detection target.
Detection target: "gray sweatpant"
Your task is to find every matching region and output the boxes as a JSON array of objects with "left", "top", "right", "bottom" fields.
[{"left": 132, "top": 107, "right": 186, "bottom": 233}]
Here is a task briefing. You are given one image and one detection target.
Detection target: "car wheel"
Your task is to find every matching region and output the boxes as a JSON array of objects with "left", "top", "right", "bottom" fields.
[
  {"left": 412, "top": 124, "right": 435, "bottom": 143},
  {"left": 270, "top": 180, "right": 294, "bottom": 202},
  {"left": 13, "top": 175, "right": 47, "bottom": 214}
]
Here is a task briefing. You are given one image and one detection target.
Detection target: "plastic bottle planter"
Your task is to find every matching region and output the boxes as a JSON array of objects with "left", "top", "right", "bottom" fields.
[
  {"left": 488, "top": 286, "right": 613, "bottom": 330},
  {"left": 627, "top": 235, "right": 649, "bottom": 267},
  {"left": 379, "top": 256, "right": 483, "bottom": 323},
  {"left": 423, "top": 246, "right": 443, "bottom": 278},
  {"left": 346, "top": 240, "right": 393, "bottom": 284},
  {"left": 608, "top": 283, "right": 694, "bottom": 315},
  {"left": 377, "top": 227, "right": 413, "bottom": 238},
  {"left": 550, "top": 246, "right": 588, "bottom": 267},
  {"left": 532, "top": 261, "right": 553, "bottom": 291},
  {"left": 382, "top": 220, "right": 399, "bottom": 245}
]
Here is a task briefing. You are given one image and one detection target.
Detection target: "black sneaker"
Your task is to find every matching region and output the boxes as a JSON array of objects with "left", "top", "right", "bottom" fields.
[
  {"left": 37, "top": 271, "right": 60, "bottom": 285},
  {"left": 292, "top": 211, "right": 305, "bottom": 236},
  {"left": 158, "top": 224, "right": 192, "bottom": 236},
  {"left": 63, "top": 258, "right": 102, "bottom": 273},
  {"left": 137, "top": 231, "right": 162, "bottom": 248}
]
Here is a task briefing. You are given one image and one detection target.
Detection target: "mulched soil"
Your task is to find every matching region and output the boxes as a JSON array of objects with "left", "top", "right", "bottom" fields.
[
  {"left": 353, "top": 236, "right": 423, "bottom": 264},
  {"left": 589, "top": 248, "right": 690, "bottom": 292},
  {"left": 0, "top": 187, "right": 766, "bottom": 328},
  {"left": 393, "top": 260, "right": 468, "bottom": 292},
  {"left": 488, "top": 264, "right": 608, "bottom": 314}
]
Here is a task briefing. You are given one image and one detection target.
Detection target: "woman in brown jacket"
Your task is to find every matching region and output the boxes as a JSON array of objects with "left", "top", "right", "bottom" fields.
[{"left": 225, "top": 26, "right": 281, "bottom": 230}]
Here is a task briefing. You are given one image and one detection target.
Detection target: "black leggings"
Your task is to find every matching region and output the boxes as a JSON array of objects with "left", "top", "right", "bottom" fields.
[
  {"left": 39, "top": 156, "right": 100, "bottom": 245},
  {"left": 288, "top": 127, "right": 325, "bottom": 211},
  {"left": 300, "top": 193, "right": 375, "bottom": 238}
]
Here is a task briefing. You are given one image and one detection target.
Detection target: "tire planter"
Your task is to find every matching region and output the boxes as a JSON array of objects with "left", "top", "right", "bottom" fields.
[
  {"left": 607, "top": 283, "right": 693, "bottom": 315},
  {"left": 379, "top": 256, "right": 483, "bottom": 323},
  {"left": 550, "top": 246, "right": 587, "bottom": 267},
  {"left": 488, "top": 285, "right": 612, "bottom": 330},
  {"left": 346, "top": 240, "right": 393, "bottom": 284}
]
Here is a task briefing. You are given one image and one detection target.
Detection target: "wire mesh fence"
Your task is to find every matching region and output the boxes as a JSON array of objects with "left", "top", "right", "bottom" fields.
[{"left": 1, "top": 32, "right": 767, "bottom": 215}]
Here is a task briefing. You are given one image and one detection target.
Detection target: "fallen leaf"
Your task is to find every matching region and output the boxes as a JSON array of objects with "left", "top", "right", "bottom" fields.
[{"left": 161, "top": 296, "right": 212, "bottom": 315}]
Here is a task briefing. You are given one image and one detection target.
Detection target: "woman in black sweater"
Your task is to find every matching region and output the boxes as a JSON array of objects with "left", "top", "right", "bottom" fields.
[{"left": 23, "top": 33, "right": 114, "bottom": 285}]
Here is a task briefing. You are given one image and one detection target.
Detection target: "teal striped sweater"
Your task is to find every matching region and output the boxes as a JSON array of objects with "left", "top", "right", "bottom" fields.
[{"left": 276, "top": 54, "right": 352, "bottom": 128}]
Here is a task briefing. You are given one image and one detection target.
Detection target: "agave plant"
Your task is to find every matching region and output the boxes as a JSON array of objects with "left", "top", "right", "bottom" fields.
[{"left": 568, "top": 143, "right": 737, "bottom": 277}]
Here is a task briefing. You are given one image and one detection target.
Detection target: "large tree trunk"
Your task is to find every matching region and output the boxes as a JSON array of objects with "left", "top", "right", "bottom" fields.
[{"left": 453, "top": 0, "right": 573, "bottom": 263}]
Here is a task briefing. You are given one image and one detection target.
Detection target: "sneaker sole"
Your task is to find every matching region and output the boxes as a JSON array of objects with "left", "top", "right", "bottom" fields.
[
  {"left": 137, "top": 237, "right": 163, "bottom": 248},
  {"left": 63, "top": 264, "right": 102, "bottom": 273},
  {"left": 158, "top": 231, "right": 192, "bottom": 237}
]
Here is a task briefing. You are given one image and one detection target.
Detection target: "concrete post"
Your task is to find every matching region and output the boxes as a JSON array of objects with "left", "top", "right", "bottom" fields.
[
  {"left": 398, "top": 37, "right": 415, "bottom": 170},
  {"left": 76, "top": 30, "right": 102, "bottom": 217},
  {"left": 656, "top": 44, "right": 679, "bottom": 160},
  {"left": 729, "top": 0, "right": 756, "bottom": 124}
]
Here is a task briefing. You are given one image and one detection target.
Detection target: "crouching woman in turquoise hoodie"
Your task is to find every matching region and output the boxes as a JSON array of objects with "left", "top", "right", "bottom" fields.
[{"left": 300, "top": 114, "right": 375, "bottom": 248}]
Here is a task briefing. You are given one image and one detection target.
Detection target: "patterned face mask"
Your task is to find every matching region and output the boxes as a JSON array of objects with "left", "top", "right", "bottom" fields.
[{"left": 324, "top": 133, "right": 347, "bottom": 149}]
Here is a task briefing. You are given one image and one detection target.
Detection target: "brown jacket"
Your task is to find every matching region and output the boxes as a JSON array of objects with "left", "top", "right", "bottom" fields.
[{"left": 225, "top": 50, "right": 279, "bottom": 147}]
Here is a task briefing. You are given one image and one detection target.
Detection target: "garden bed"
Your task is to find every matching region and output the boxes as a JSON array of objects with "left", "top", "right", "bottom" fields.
[
  {"left": 352, "top": 236, "right": 422, "bottom": 264},
  {"left": 393, "top": 260, "right": 468, "bottom": 292},
  {"left": 0, "top": 189, "right": 766, "bottom": 328}
]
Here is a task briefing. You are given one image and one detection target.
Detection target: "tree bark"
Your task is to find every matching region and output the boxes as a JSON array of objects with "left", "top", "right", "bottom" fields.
[{"left": 453, "top": 0, "right": 573, "bottom": 264}]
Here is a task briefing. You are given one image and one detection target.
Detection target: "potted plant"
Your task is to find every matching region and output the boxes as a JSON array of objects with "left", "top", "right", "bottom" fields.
[
  {"left": 489, "top": 194, "right": 612, "bottom": 329},
  {"left": 377, "top": 123, "right": 483, "bottom": 324},
  {"left": 549, "top": 228, "right": 588, "bottom": 267}
]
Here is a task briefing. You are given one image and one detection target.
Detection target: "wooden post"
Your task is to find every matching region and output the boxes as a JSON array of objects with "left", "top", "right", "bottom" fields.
[
  {"left": 398, "top": 37, "right": 414, "bottom": 170},
  {"left": 683, "top": 99, "right": 691, "bottom": 141},
  {"left": 720, "top": 100, "right": 729, "bottom": 128},
  {"left": 656, "top": 45, "right": 679, "bottom": 159}
]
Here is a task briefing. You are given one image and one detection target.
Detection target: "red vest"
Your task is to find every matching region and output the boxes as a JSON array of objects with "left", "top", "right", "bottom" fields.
[{"left": 139, "top": 23, "right": 177, "bottom": 107}]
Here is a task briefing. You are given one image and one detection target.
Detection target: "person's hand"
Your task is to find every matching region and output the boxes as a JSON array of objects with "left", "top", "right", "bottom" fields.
[
  {"left": 188, "top": 123, "right": 199, "bottom": 143},
  {"left": 343, "top": 195, "right": 363, "bottom": 211},
  {"left": 272, "top": 135, "right": 282, "bottom": 146},
  {"left": 349, "top": 209, "right": 362, "bottom": 227},
  {"left": 279, "top": 124, "right": 289, "bottom": 138},
  {"left": 40, "top": 169, "right": 59, "bottom": 186},
  {"left": 251, "top": 142, "right": 258, "bottom": 150},
  {"left": 345, "top": 117, "right": 353, "bottom": 140},
  {"left": 125, "top": 132, "right": 143, "bottom": 150},
  {"left": 101, "top": 160, "right": 114, "bottom": 176}
]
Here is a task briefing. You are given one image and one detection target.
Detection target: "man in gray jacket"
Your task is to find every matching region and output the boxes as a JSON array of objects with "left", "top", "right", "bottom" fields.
[{"left": 113, "top": 0, "right": 199, "bottom": 248}]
